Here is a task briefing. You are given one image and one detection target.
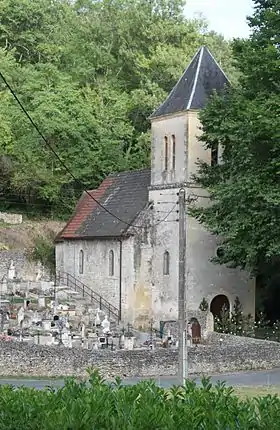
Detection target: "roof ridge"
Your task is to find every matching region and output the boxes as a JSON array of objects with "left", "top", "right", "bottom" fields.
[
  {"left": 149, "top": 46, "right": 203, "bottom": 120},
  {"left": 187, "top": 46, "right": 204, "bottom": 110},
  {"left": 149, "top": 45, "right": 230, "bottom": 119},
  {"left": 206, "top": 46, "right": 231, "bottom": 84}
]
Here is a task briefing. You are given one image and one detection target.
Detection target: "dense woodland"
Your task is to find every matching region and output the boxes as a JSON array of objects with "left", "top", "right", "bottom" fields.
[{"left": 0, "top": 0, "right": 235, "bottom": 217}]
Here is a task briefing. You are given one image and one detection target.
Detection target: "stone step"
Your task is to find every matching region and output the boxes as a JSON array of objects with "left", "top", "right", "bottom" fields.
[{"left": 55, "top": 284, "right": 120, "bottom": 325}]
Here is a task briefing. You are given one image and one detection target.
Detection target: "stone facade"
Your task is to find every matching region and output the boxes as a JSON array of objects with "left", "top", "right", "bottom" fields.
[
  {"left": 147, "top": 111, "right": 255, "bottom": 322},
  {"left": 55, "top": 111, "right": 255, "bottom": 327},
  {"left": 163, "top": 310, "right": 214, "bottom": 339},
  {"left": 1, "top": 335, "right": 280, "bottom": 378},
  {"left": 56, "top": 238, "right": 135, "bottom": 321}
]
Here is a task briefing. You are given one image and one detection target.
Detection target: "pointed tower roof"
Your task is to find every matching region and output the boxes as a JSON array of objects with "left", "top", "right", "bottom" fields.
[{"left": 150, "top": 46, "right": 229, "bottom": 119}]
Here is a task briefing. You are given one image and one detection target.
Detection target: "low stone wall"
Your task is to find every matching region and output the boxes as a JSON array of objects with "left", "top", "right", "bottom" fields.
[
  {"left": 0, "top": 212, "right": 22, "bottom": 225},
  {"left": 1, "top": 334, "right": 280, "bottom": 378}
]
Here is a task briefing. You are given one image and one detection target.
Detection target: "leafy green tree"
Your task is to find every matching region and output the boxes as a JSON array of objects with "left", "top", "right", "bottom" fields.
[
  {"left": 0, "top": 0, "right": 73, "bottom": 64},
  {"left": 0, "top": 0, "right": 237, "bottom": 217},
  {"left": 190, "top": 0, "right": 280, "bottom": 276}
]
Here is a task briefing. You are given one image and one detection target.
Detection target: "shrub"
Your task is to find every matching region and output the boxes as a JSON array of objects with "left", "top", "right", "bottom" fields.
[
  {"left": 199, "top": 297, "right": 209, "bottom": 311},
  {"left": 214, "top": 296, "right": 255, "bottom": 337},
  {"left": 0, "top": 371, "right": 280, "bottom": 429},
  {"left": 27, "top": 233, "right": 56, "bottom": 275}
]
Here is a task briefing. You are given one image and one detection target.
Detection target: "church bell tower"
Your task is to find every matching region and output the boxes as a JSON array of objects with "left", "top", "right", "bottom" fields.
[{"left": 148, "top": 46, "right": 255, "bottom": 323}]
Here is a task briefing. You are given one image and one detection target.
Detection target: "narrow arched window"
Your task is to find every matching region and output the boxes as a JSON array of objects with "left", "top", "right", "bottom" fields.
[
  {"left": 211, "top": 143, "right": 218, "bottom": 166},
  {"left": 163, "top": 251, "right": 170, "bottom": 275},
  {"left": 79, "top": 250, "right": 84, "bottom": 274},
  {"left": 164, "top": 135, "right": 168, "bottom": 171},
  {"left": 172, "top": 134, "right": 176, "bottom": 170},
  {"left": 109, "top": 250, "right": 114, "bottom": 276}
]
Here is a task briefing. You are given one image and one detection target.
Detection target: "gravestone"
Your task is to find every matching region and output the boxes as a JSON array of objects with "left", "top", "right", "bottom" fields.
[
  {"left": 124, "top": 337, "right": 135, "bottom": 350},
  {"left": 95, "top": 310, "right": 101, "bottom": 327},
  {"left": 38, "top": 296, "right": 46, "bottom": 308},
  {"left": 1, "top": 276, "right": 7, "bottom": 294},
  {"left": 17, "top": 307, "right": 25, "bottom": 325},
  {"left": 8, "top": 260, "right": 15, "bottom": 280},
  {"left": 102, "top": 315, "right": 110, "bottom": 334}
]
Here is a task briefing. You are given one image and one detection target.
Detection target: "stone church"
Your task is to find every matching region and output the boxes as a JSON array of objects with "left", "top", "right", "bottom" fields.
[{"left": 55, "top": 46, "right": 255, "bottom": 327}]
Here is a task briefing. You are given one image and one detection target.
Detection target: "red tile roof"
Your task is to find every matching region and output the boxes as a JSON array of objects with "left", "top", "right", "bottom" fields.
[
  {"left": 57, "top": 176, "right": 115, "bottom": 240},
  {"left": 56, "top": 169, "right": 150, "bottom": 240}
]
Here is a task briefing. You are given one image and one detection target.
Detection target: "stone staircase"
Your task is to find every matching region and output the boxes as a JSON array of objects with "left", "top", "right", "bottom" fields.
[{"left": 55, "top": 271, "right": 120, "bottom": 322}]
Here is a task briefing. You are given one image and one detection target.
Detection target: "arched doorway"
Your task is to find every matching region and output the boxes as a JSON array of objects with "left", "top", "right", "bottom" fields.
[{"left": 210, "top": 295, "right": 230, "bottom": 319}]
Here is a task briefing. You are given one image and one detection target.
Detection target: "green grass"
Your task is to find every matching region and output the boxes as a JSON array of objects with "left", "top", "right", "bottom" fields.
[{"left": 234, "top": 385, "right": 280, "bottom": 399}]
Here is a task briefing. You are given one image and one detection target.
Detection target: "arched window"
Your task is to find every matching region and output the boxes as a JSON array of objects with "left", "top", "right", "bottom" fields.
[
  {"left": 109, "top": 250, "right": 114, "bottom": 276},
  {"left": 79, "top": 250, "right": 84, "bottom": 274},
  {"left": 163, "top": 251, "right": 170, "bottom": 275},
  {"left": 172, "top": 134, "right": 176, "bottom": 170},
  {"left": 216, "top": 247, "right": 225, "bottom": 258},
  {"left": 211, "top": 143, "right": 219, "bottom": 166},
  {"left": 164, "top": 135, "right": 168, "bottom": 171}
]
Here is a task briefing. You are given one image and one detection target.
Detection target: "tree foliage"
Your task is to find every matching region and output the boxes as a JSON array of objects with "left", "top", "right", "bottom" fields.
[
  {"left": 0, "top": 0, "right": 235, "bottom": 218},
  {"left": 27, "top": 233, "right": 56, "bottom": 275},
  {"left": 191, "top": 0, "right": 280, "bottom": 275},
  {"left": 1, "top": 371, "right": 280, "bottom": 428}
]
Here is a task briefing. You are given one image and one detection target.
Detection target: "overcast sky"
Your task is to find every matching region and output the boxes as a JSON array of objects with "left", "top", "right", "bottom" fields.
[{"left": 184, "top": 0, "right": 254, "bottom": 39}]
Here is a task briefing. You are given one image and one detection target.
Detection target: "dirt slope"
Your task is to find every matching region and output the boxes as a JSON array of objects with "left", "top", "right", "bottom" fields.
[{"left": 0, "top": 220, "right": 66, "bottom": 250}]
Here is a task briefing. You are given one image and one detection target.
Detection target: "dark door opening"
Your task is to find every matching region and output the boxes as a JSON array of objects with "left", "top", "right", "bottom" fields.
[{"left": 210, "top": 294, "right": 230, "bottom": 319}]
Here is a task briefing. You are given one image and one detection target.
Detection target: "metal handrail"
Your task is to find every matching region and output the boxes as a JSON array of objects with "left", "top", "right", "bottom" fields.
[{"left": 55, "top": 271, "right": 120, "bottom": 321}]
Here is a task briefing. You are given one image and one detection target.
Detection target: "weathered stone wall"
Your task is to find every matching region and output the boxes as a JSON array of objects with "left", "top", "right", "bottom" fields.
[
  {"left": 163, "top": 310, "right": 214, "bottom": 338},
  {"left": 0, "top": 250, "right": 50, "bottom": 282},
  {"left": 56, "top": 238, "right": 135, "bottom": 321},
  {"left": 55, "top": 112, "right": 255, "bottom": 328},
  {"left": 1, "top": 335, "right": 280, "bottom": 378},
  {"left": 0, "top": 212, "right": 22, "bottom": 225},
  {"left": 144, "top": 109, "right": 255, "bottom": 324}
]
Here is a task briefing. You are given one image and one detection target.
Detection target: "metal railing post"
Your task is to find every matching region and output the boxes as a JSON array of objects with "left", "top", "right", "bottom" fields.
[{"left": 62, "top": 272, "right": 120, "bottom": 321}]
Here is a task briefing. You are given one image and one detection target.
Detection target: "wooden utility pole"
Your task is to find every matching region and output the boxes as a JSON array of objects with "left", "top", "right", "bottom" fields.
[{"left": 178, "top": 188, "right": 187, "bottom": 384}]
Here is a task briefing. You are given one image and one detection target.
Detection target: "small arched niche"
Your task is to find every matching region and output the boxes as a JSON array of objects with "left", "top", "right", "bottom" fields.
[{"left": 163, "top": 251, "right": 170, "bottom": 275}]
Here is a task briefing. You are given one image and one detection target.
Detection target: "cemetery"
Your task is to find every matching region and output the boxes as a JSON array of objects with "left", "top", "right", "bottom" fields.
[
  {"left": 0, "top": 257, "right": 280, "bottom": 380},
  {"left": 0, "top": 257, "right": 215, "bottom": 352}
]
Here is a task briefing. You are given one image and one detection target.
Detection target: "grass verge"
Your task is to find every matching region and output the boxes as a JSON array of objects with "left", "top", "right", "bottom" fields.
[{"left": 234, "top": 385, "right": 280, "bottom": 399}]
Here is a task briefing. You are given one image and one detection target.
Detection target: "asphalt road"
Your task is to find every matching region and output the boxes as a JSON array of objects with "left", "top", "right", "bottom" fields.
[{"left": 1, "top": 368, "right": 280, "bottom": 390}]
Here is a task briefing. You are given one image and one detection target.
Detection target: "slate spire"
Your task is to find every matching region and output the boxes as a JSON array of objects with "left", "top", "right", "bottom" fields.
[{"left": 150, "top": 46, "right": 230, "bottom": 119}]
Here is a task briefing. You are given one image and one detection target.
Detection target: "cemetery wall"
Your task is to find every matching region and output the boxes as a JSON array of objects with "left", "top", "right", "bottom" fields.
[{"left": 0, "top": 334, "right": 280, "bottom": 378}]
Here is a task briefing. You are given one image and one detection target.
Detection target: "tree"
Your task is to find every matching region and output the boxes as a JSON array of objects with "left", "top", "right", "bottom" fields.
[
  {"left": 0, "top": 0, "right": 236, "bottom": 217},
  {"left": 190, "top": 0, "right": 280, "bottom": 276}
]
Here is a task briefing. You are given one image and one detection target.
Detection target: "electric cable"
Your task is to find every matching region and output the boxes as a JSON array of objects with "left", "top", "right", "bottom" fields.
[{"left": 0, "top": 71, "right": 178, "bottom": 229}]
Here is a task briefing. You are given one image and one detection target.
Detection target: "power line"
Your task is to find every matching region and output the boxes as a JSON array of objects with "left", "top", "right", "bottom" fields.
[{"left": 0, "top": 71, "right": 172, "bottom": 230}]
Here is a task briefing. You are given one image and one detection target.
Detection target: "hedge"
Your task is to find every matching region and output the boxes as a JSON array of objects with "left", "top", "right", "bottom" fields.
[{"left": 0, "top": 371, "right": 279, "bottom": 429}]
